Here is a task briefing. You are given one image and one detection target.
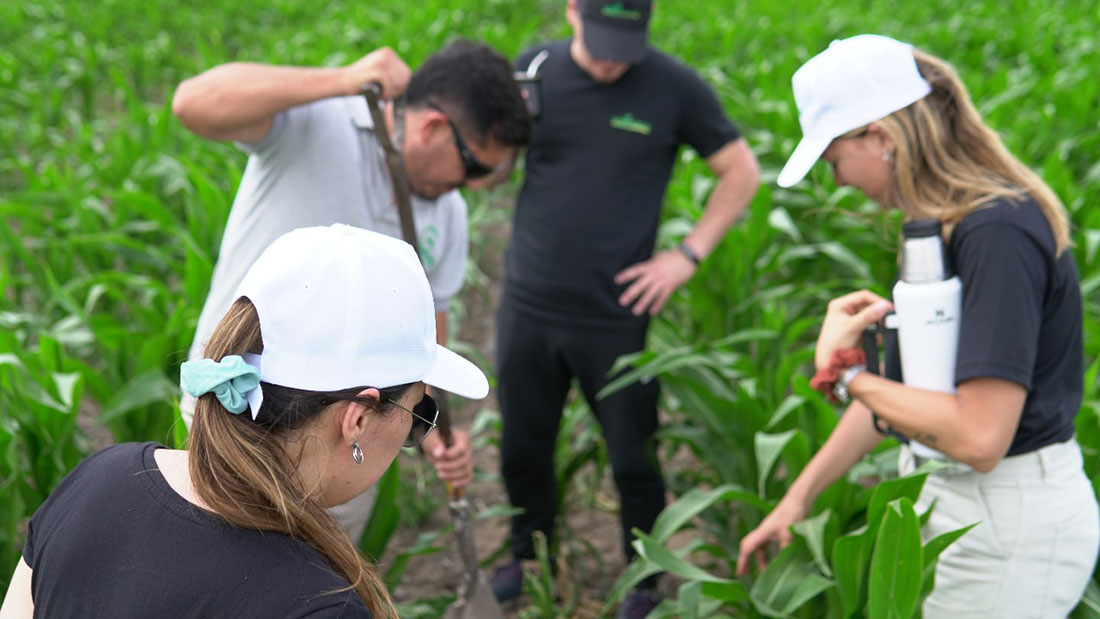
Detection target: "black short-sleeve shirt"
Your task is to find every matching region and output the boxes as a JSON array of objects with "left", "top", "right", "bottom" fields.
[
  {"left": 504, "top": 40, "right": 742, "bottom": 328},
  {"left": 947, "top": 196, "right": 1083, "bottom": 455},
  {"left": 23, "top": 442, "right": 371, "bottom": 618}
]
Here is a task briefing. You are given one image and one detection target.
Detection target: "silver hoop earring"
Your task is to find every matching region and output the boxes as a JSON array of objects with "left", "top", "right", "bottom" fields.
[{"left": 351, "top": 441, "right": 364, "bottom": 465}]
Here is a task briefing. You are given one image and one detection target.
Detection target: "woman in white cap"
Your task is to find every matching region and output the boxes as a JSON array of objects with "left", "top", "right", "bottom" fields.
[
  {"left": 737, "top": 35, "right": 1098, "bottom": 616},
  {"left": 1, "top": 224, "right": 489, "bottom": 619}
]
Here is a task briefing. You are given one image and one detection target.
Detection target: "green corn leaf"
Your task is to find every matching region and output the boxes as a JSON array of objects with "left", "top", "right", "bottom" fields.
[
  {"left": 359, "top": 459, "right": 400, "bottom": 561},
  {"left": 651, "top": 484, "right": 770, "bottom": 542},
  {"left": 711, "top": 328, "right": 780, "bottom": 348},
  {"left": 918, "top": 497, "right": 938, "bottom": 527},
  {"left": 473, "top": 503, "right": 524, "bottom": 520},
  {"left": 633, "top": 529, "right": 733, "bottom": 584},
  {"left": 680, "top": 580, "right": 703, "bottom": 619},
  {"left": 2, "top": 364, "right": 68, "bottom": 415},
  {"left": 384, "top": 528, "right": 447, "bottom": 589},
  {"left": 919, "top": 522, "right": 978, "bottom": 598},
  {"left": 792, "top": 508, "right": 834, "bottom": 577},
  {"left": 171, "top": 404, "right": 189, "bottom": 449},
  {"left": 768, "top": 207, "right": 804, "bottom": 242},
  {"left": 749, "top": 542, "right": 834, "bottom": 618},
  {"left": 755, "top": 429, "right": 810, "bottom": 497},
  {"left": 604, "top": 554, "right": 665, "bottom": 615},
  {"left": 50, "top": 372, "right": 82, "bottom": 412},
  {"left": 832, "top": 525, "right": 870, "bottom": 618},
  {"left": 756, "top": 430, "right": 796, "bottom": 496},
  {"left": 867, "top": 473, "right": 927, "bottom": 535},
  {"left": 99, "top": 369, "right": 179, "bottom": 424},
  {"left": 868, "top": 498, "right": 923, "bottom": 619},
  {"left": 817, "top": 241, "right": 872, "bottom": 280},
  {"left": 763, "top": 394, "right": 807, "bottom": 431},
  {"left": 702, "top": 580, "right": 749, "bottom": 604},
  {"left": 1072, "top": 578, "right": 1100, "bottom": 618}
]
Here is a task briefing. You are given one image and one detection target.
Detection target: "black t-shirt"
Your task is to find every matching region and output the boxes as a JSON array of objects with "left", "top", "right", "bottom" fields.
[
  {"left": 947, "top": 196, "right": 1082, "bottom": 455},
  {"left": 505, "top": 40, "right": 741, "bottom": 328},
  {"left": 23, "top": 442, "right": 371, "bottom": 618}
]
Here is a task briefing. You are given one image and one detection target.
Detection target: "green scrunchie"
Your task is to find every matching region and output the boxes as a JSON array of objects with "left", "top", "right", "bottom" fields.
[{"left": 180, "top": 355, "right": 260, "bottom": 415}]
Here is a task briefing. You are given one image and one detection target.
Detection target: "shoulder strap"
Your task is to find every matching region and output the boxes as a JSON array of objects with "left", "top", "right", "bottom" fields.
[{"left": 524, "top": 49, "right": 550, "bottom": 77}]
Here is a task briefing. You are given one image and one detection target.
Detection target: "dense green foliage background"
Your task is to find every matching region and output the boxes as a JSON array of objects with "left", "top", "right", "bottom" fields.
[{"left": 2, "top": 0, "right": 1099, "bottom": 615}]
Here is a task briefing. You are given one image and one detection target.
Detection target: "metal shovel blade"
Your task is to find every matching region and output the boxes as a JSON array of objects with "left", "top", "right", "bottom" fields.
[
  {"left": 443, "top": 571, "right": 504, "bottom": 619},
  {"left": 443, "top": 496, "right": 506, "bottom": 619}
]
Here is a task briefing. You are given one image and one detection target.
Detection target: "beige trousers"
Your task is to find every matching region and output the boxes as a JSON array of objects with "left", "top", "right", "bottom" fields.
[{"left": 900, "top": 439, "right": 1099, "bottom": 618}]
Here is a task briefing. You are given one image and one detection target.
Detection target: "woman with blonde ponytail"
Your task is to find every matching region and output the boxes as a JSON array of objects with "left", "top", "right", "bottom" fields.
[
  {"left": 2, "top": 225, "right": 490, "bottom": 619},
  {"left": 739, "top": 35, "right": 1098, "bottom": 616}
]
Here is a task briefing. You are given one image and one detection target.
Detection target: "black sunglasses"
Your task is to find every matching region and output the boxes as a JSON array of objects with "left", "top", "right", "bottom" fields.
[
  {"left": 426, "top": 102, "right": 495, "bottom": 180},
  {"left": 387, "top": 393, "right": 439, "bottom": 447}
]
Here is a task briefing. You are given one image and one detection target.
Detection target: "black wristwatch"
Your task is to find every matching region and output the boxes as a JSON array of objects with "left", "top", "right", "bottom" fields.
[{"left": 677, "top": 242, "right": 701, "bottom": 266}]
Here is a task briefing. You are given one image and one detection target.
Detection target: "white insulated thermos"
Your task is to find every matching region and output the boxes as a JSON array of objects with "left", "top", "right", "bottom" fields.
[{"left": 892, "top": 219, "right": 963, "bottom": 464}]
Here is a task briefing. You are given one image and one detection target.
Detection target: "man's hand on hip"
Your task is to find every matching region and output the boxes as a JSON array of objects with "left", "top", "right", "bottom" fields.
[{"left": 614, "top": 249, "right": 697, "bottom": 316}]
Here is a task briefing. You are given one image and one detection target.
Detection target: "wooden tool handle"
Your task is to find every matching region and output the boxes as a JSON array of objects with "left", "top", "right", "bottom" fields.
[
  {"left": 434, "top": 392, "right": 465, "bottom": 500},
  {"left": 361, "top": 82, "right": 419, "bottom": 251}
]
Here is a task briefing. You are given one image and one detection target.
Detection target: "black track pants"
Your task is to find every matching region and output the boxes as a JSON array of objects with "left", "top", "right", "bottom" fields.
[{"left": 496, "top": 300, "right": 665, "bottom": 561}]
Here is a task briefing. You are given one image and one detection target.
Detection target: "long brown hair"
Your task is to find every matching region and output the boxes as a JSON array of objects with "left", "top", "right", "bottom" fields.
[
  {"left": 872, "top": 48, "right": 1071, "bottom": 254},
  {"left": 188, "top": 298, "right": 402, "bottom": 618}
]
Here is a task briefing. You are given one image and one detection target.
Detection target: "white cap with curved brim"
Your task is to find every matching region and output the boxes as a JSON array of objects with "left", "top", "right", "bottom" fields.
[
  {"left": 777, "top": 34, "right": 932, "bottom": 188},
  {"left": 234, "top": 224, "right": 489, "bottom": 418}
]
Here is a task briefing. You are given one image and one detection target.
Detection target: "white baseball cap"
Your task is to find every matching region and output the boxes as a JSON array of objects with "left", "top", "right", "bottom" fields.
[
  {"left": 235, "top": 224, "right": 489, "bottom": 415},
  {"left": 777, "top": 34, "right": 932, "bottom": 188}
]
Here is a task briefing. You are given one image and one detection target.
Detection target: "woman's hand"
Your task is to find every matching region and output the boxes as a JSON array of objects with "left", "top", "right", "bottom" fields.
[
  {"left": 736, "top": 498, "right": 809, "bottom": 576},
  {"left": 815, "top": 290, "right": 893, "bottom": 371}
]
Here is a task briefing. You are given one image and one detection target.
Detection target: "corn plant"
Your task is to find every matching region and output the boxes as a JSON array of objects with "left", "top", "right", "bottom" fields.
[
  {"left": 602, "top": 473, "right": 974, "bottom": 617},
  {"left": 3, "top": 0, "right": 1100, "bottom": 612},
  {"left": 0, "top": 333, "right": 87, "bottom": 575}
]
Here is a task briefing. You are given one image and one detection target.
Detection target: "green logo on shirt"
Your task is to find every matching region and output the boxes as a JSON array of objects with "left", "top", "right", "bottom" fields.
[
  {"left": 601, "top": 2, "right": 642, "bottom": 20},
  {"left": 610, "top": 113, "right": 652, "bottom": 135},
  {"left": 419, "top": 224, "right": 439, "bottom": 269}
]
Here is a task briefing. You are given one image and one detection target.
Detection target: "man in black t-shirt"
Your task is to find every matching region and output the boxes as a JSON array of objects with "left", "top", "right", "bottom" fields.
[{"left": 493, "top": 1, "right": 760, "bottom": 614}]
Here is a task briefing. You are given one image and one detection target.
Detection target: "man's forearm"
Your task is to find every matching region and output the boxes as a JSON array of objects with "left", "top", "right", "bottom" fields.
[
  {"left": 172, "top": 63, "right": 351, "bottom": 141},
  {"left": 684, "top": 138, "right": 760, "bottom": 258}
]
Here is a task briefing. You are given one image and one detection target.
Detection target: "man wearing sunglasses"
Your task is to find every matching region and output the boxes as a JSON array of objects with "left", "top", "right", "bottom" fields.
[
  {"left": 173, "top": 40, "right": 531, "bottom": 542},
  {"left": 493, "top": 1, "right": 761, "bottom": 616}
]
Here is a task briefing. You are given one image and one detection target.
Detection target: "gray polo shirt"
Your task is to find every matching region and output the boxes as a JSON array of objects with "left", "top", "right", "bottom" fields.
[{"left": 188, "top": 95, "right": 468, "bottom": 364}]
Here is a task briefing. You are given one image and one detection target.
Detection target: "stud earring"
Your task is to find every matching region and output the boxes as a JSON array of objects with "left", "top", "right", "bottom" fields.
[
  {"left": 882, "top": 149, "right": 894, "bottom": 163},
  {"left": 352, "top": 441, "right": 364, "bottom": 465}
]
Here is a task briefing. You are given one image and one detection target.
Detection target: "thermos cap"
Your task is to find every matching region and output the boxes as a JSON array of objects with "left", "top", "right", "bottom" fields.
[
  {"left": 902, "top": 219, "right": 941, "bottom": 238},
  {"left": 901, "top": 219, "right": 950, "bottom": 283}
]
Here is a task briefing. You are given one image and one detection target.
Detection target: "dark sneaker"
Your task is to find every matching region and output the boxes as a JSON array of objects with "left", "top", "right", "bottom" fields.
[
  {"left": 616, "top": 587, "right": 661, "bottom": 619},
  {"left": 489, "top": 559, "right": 524, "bottom": 603}
]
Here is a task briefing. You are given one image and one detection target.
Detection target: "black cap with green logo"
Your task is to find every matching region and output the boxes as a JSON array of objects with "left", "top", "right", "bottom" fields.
[{"left": 578, "top": 0, "right": 652, "bottom": 63}]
